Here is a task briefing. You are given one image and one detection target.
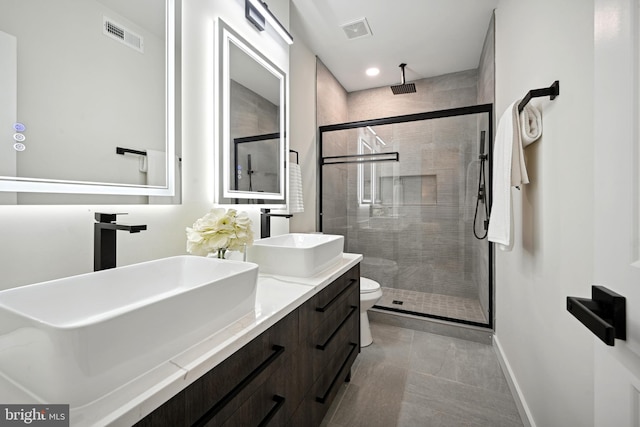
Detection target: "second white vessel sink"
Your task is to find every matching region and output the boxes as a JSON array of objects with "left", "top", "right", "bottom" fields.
[
  {"left": 0, "top": 255, "right": 258, "bottom": 407},
  {"left": 247, "top": 233, "right": 344, "bottom": 277}
]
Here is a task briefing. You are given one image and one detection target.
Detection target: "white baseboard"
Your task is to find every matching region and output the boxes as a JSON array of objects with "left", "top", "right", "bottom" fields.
[{"left": 493, "top": 335, "right": 536, "bottom": 427}]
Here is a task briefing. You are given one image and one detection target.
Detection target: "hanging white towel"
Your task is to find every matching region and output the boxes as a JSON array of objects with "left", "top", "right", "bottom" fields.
[
  {"left": 520, "top": 103, "right": 543, "bottom": 147},
  {"left": 146, "top": 149, "right": 182, "bottom": 204},
  {"left": 289, "top": 162, "right": 304, "bottom": 214},
  {"left": 139, "top": 155, "right": 148, "bottom": 173},
  {"left": 488, "top": 101, "right": 530, "bottom": 251}
]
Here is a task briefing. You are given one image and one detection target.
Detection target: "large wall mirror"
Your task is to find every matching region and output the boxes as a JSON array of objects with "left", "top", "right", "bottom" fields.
[
  {"left": 0, "top": 0, "right": 181, "bottom": 204},
  {"left": 216, "top": 19, "right": 286, "bottom": 206}
]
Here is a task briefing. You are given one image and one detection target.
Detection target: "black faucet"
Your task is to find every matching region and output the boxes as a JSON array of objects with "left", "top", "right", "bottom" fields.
[
  {"left": 260, "top": 209, "right": 293, "bottom": 238},
  {"left": 94, "top": 213, "right": 147, "bottom": 271}
]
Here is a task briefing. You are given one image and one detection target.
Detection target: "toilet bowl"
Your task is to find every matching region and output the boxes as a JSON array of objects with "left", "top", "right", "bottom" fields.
[{"left": 360, "top": 277, "right": 382, "bottom": 347}]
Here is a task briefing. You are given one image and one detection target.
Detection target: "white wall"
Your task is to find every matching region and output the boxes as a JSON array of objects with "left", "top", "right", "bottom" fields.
[
  {"left": 494, "top": 1, "right": 595, "bottom": 426},
  {"left": 0, "top": 0, "right": 291, "bottom": 291},
  {"left": 0, "top": 31, "right": 17, "bottom": 204}
]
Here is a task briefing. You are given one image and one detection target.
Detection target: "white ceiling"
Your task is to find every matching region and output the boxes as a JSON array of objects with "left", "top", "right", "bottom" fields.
[{"left": 290, "top": 0, "right": 499, "bottom": 93}]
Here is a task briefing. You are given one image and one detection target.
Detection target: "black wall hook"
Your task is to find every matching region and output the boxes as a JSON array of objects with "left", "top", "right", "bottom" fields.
[{"left": 567, "top": 285, "right": 626, "bottom": 346}]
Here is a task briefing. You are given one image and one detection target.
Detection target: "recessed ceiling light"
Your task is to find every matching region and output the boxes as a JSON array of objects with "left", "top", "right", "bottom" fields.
[{"left": 366, "top": 67, "right": 380, "bottom": 77}]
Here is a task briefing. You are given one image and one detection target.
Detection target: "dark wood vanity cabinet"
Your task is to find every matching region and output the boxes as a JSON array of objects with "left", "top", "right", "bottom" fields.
[
  {"left": 135, "top": 264, "right": 360, "bottom": 427},
  {"left": 290, "top": 263, "right": 360, "bottom": 427}
]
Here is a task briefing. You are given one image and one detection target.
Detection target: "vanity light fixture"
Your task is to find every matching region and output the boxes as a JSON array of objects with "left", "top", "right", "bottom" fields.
[{"left": 245, "top": 0, "right": 293, "bottom": 45}]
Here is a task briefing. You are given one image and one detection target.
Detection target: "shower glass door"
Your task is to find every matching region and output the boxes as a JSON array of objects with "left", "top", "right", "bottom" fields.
[{"left": 319, "top": 105, "right": 493, "bottom": 328}]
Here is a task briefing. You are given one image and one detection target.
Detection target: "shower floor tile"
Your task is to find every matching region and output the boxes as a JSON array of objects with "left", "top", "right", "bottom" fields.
[{"left": 376, "top": 287, "right": 487, "bottom": 324}]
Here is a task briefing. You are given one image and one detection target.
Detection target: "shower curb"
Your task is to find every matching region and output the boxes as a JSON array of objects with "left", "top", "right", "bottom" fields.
[{"left": 368, "top": 308, "right": 492, "bottom": 345}]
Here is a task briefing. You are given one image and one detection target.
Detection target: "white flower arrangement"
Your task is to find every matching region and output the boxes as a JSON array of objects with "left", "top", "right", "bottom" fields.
[{"left": 186, "top": 208, "right": 254, "bottom": 257}]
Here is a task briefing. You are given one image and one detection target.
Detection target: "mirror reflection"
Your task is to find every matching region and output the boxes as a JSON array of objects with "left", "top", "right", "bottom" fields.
[
  {"left": 0, "top": 0, "right": 179, "bottom": 204},
  {"left": 217, "top": 20, "right": 286, "bottom": 206},
  {"left": 358, "top": 139, "right": 374, "bottom": 204}
]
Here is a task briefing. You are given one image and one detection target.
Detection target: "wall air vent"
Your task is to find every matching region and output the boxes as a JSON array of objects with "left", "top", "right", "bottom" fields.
[
  {"left": 341, "top": 17, "right": 372, "bottom": 40},
  {"left": 103, "top": 17, "right": 144, "bottom": 53}
]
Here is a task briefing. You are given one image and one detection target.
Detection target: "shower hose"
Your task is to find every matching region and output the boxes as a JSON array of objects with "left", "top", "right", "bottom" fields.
[{"left": 473, "top": 153, "right": 489, "bottom": 240}]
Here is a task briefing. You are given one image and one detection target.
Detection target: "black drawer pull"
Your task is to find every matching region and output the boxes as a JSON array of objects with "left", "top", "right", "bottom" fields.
[
  {"left": 192, "top": 345, "right": 285, "bottom": 427},
  {"left": 315, "top": 342, "right": 358, "bottom": 404},
  {"left": 316, "top": 305, "right": 358, "bottom": 350},
  {"left": 257, "top": 395, "right": 286, "bottom": 427},
  {"left": 316, "top": 278, "right": 358, "bottom": 313}
]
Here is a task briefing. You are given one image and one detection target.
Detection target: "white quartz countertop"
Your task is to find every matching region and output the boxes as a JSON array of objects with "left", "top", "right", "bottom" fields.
[{"left": 0, "top": 253, "right": 361, "bottom": 426}]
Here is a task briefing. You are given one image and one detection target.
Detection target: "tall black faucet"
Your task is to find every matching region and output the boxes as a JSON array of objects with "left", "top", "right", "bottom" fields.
[
  {"left": 94, "top": 213, "right": 147, "bottom": 271},
  {"left": 260, "top": 209, "right": 293, "bottom": 238}
]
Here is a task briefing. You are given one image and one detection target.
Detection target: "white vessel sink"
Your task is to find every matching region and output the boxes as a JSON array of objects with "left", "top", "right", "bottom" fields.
[
  {"left": 0, "top": 255, "right": 258, "bottom": 407},
  {"left": 247, "top": 233, "right": 344, "bottom": 277}
]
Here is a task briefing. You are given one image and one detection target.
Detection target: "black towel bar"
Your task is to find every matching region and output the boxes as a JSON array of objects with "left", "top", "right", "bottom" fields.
[
  {"left": 518, "top": 80, "right": 560, "bottom": 113},
  {"left": 116, "top": 146, "right": 146, "bottom": 156},
  {"left": 289, "top": 149, "right": 299, "bottom": 164}
]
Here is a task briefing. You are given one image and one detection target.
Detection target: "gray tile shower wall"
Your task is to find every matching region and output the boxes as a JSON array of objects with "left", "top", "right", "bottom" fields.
[
  {"left": 340, "top": 76, "right": 483, "bottom": 302},
  {"left": 347, "top": 69, "right": 479, "bottom": 122}
]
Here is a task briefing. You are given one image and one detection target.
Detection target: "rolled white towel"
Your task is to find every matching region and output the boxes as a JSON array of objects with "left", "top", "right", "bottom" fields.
[{"left": 520, "top": 103, "right": 542, "bottom": 147}]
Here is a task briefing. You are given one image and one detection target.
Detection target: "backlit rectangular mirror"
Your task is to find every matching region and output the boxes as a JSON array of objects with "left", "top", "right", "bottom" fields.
[
  {"left": 0, "top": 0, "right": 180, "bottom": 204},
  {"left": 216, "top": 19, "right": 286, "bottom": 206}
]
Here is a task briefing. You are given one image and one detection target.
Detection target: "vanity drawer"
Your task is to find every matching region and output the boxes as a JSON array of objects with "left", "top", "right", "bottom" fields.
[
  {"left": 288, "top": 336, "right": 359, "bottom": 427},
  {"left": 292, "top": 264, "right": 360, "bottom": 426},
  {"left": 314, "top": 266, "right": 359, "bottom": 314},
  {"left": 310, "top": 306, "right": 359, "bottom": 380},
  {"left": 299, "top": 265, "right": 360, "bottom": 339},
  {"left": 135, "top": 310, "right": 298, "bottom": 427},
  {"left": 217, "top": 349, "right": 303, "bottom": 427}
]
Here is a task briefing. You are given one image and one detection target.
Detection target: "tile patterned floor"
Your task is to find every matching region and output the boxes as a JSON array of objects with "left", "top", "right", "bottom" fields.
[
  {"left": 321, "top": 322, "right": 524, "bottom": 427},
  {"left": 376, "top": 287, "right": 487, "bottom": 324}
]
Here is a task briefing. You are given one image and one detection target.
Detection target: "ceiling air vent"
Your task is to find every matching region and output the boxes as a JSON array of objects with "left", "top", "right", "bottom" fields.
[
  {"left": 103, "top": 17, "right": 144, "bottom": 53},
  {"left": 341, "top": 18, "right": 372, "bottom": 40}
]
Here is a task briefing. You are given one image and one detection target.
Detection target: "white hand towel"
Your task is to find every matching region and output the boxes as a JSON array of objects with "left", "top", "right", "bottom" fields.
[
  {"left": 146, "top": 149, "right": 181, "bottom": 204},
  {"left": 145, "top": 149, "right": 166, "bottom": 187},
  {"left": 488, "top": 101, "right": 530, "bottom": 251},
  {"left": 289, "top": 163, "right": 304, "bottom": 213},
  {"left": 520, "top": 103, "right": 543, "bottom": 147}
]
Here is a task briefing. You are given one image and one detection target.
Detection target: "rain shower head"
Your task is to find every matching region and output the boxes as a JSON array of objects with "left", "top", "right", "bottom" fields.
[{"left": 390, "top": 63, "right": 416, "bottom": 95}]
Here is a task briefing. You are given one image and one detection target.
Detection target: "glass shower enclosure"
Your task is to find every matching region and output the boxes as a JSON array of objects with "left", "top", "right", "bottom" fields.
[{"left": 319, "top": 105, "right": 493, "bottom": 328}]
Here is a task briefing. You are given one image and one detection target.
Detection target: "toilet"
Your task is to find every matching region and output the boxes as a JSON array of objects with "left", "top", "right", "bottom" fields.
[{"left": 360, "top": 277, "right": 383, "bottom": 347}]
